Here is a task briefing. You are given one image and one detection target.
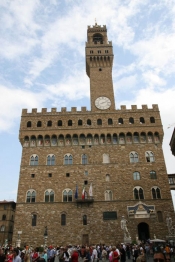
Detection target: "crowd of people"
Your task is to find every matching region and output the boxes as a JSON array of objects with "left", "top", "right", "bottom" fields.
[{"left": 0, "top": 242, "right": 174, "bottom": 262}]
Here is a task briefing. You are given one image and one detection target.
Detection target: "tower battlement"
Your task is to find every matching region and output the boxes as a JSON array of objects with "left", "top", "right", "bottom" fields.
[{"left": 21, "top": 104, "right": 159, "bottom": 116}]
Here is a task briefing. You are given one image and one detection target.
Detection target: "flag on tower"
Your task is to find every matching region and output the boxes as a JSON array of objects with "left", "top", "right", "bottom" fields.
[
  {"left": 89, "top": 183, "right": 93, "bottom": 197},
  {"left": 75, "top": 184, "right": 78, "bottom": 199},
  {"left": 82, "top": 186, "right": 85, "bottom": 199}
]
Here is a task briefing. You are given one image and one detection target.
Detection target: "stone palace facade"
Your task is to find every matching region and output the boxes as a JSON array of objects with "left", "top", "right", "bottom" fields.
[{"left": 13, "top": 23, "right": 174, "bottom": 247}]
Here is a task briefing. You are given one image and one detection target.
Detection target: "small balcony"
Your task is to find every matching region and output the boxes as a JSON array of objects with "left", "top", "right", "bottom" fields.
[{"left": 75, "top": 197, "right": 94, "bottom": 207}]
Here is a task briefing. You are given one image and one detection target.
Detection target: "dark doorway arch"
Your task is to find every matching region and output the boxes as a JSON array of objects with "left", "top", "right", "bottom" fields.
[{"left": 138, "top": 222, "right": 150, "bottom": 241}]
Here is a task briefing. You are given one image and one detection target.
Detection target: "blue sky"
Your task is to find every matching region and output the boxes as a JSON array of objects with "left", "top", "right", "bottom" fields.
[{"left": 0, "top": 0, "right": 175, "bottom": 204}]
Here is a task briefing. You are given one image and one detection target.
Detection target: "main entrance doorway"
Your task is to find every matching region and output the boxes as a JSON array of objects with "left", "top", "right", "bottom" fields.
[
  {"left": 138, "top": 222, "right": 150, "bottom": 241},
  {"left": 82, "top": 234, "right": 89, "bottom": 245}
]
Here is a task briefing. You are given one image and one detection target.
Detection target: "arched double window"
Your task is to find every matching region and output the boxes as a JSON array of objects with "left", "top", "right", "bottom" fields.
[
  {"left": 30, "top": 154, "right": 38, "bottom": 166},
  {"left": 145, "top": 151, "right": 155, "bottom": 162},
  {"left": 26, "top": 190, "right": 36, "bottom": 203},
  {"left": 133, "top": 172, "right": 140, "bottom": 180},
  {"left": 134, "top": 187, "right": 144, "bottom": 200},
  {"left": 129, "top": 152, "right": 139, "bottom": 163},
  {"left": 105, "top": 190, "right": 112, "bottom": 201},
  {"left": 45, "top": 190, "right": 54, "bottom": 202},
  {"left": 82, "top": 154, "right": 88, "bottom": 164},
  {"left": 63, "top": 189, "right": 72, "bottom": 202},
  {"left": 97, "top": 119, "right": 102, "bottom": 125},
  {"left": 152, "top": 187, "right": 161, "bottom": 199},
  {"left": 64, "top": 154, "right": 73, "bottom": 165},
  {"left": 47, "top": 154, "right": 55, "bottom": 165}
]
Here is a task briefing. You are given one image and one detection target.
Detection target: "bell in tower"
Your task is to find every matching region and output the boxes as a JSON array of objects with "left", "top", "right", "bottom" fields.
[{"left": 86, "top": 23, "right": 115, "bottom": 111}]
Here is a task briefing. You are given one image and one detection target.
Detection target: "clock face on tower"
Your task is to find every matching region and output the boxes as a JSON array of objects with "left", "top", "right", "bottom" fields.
[{"left": 95, "top": 96, "right": 111, "bottom": 110}]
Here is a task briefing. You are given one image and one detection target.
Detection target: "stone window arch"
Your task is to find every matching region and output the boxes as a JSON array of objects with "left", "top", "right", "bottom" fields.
[
  {"left": 26, "top": 190, "right": 36, "bottom": 203},
  {"left": 108, "top": 118, "right": 113, "bottom": 125},
  {"left": 113, "top": 133, "right": 117, "bottom": 144},
  {"left": 150, "top": 170, "right": 157, "bottom": 179},
  {"left": 154, "top": 132, "right": 160, "bottom": 143},
  {"left": 145, "top": 151, "right": 155, "bottom": 162},
  {"left": 129, "top": 152, "right": 139, "bottom": 163},
  {"left": 47, "top": 120, "right": 52, "bottom": 127},
  {"left": 51, "top": 135, "right": 57, "bottom": 146},
  {"left": 45, "top": 189, "right": 54, "bottom": 202},
  {"left": 133, "top": 187, "right": 144, "bottom": 200},
  {"left": 129, "top": 117, "right": 134, "bottom": 124},
  {"left": 152, "top": 187, "right": 161, "bottom": 199},
  {"left": 118, "top": 118, "right": 123, "bottom": 124},
  {"left": 106, "top": 174, "right": 110, "bottom": 181},
  {"left": 38, "top": 135, "right": 43, "bottom": 146},
  {"left": 105, "top": 190, "right": 112, "bottom": 201},
  {"left": 100, "top": 134, "right": 105, "bottom": 144},
  {"left": 58, "top": 134, "right": 64, "bottom": 146},
  {"left": 0, "top": 225, "right": 5, "bottom": 232},
  {"left": 126, "top": 132, "right": 132, "bottom": 143},
  {"left": 64, "top": 154, "right": 73, "bottom": 165},
  {"left": 78, "top": 119, "right": 83, "bottom": 126},
  {"left": 31, "top": 213, "right": 37, "bottom": 226},
  {"left": 87, "top": 119, "right": 91, "bottom": 125},
  {"left": 47, "top": 154, "right": 55, "bottom": 165},
  {"left": 44, "top": 135, "right": 50, "bottom": 146},
  {"left": 140, "top": 132, "right": 146, "bottom": 143},
  {"left": 82, "top": 154, "right": 88, "bottom": 164},
  {"left": 148, "top": 132, "right": 153, "bottom": 143},
  {"left": 140, "top": 117, "right": 145, "bottom": 124},
  {"left": 72, "top": 134, "right": 78, "bottom": 145},
  {"left": 30, "top": 154, "right": 38, "bottom": 166},
  {"left": 2, "top": 214, "right": 6, "bottom": 220},
  {"left": 87, "top": 134, "right": 93, "bottom": 145},
  {"left": 27, "top": 121, "right": 31, "bottom": 127},
  {"left": 68, "top": 120, "right": 72, "bottom": 126},
  {"left": 119, "top": 133, "right": 125, "bottom": 144},
  {"left": 106, "top": 134, "right": 111, "bottom": 144},
  {"left": 37, "top": 121, "right": 42, "bottom": 127},
  {"left": 97, "top": 119, "right": 102, "bottom": 125},
  {"left": 94, "top": 134, "right": 99, "bottom": 144},
  {"left": 83, "top": 215, "right": 87, "bottom": 225},
  {"left": 30, "top": 135, "right": 36, "bottom": 147},
  {"left": 61, "top": 213, "right": 66, "bottom": 225},
  {"left": 133, "top": 132, "right": 139, "bottom": 143},
  {"left": 63, "top": 189, "right": 72, "bottom": 202},
  {"left": 58, "top": 120, "right": 62, "bottom": 126},
  {"left": 133, "top": 171, "right": 140, "bottom": 180},
  {"left": 65, "top": 134, "right": 71, "bottom": 145},
  {"left": 93, "top": 33, "right": 103, "bottom": 44},
  {"left": 103, "top": 153, "right": 110, "bottom": 163},
  {"left": 150, "top": 117, "right": 155, "bottom": 123}
]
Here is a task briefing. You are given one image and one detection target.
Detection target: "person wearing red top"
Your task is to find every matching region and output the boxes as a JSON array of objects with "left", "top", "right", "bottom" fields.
[
  {"left": 71, "top": 249, "right": 79, "bottom": 262},
  {"left": 32, "top": 249, "right": 39, "bottom": 262},
  {"left": 112, "top": 247, "right": 119, "bottom": 262}
]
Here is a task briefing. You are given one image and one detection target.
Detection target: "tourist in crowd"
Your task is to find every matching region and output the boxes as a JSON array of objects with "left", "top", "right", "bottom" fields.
[
  {"left": 71, "top": 249, "right": 78, "bottom": 262},
  {"left": 0, "top": 248, "right": 6, "bottom": 262},
  {"left": 12, "top": 248, "right": 21, "bottom": 262}
]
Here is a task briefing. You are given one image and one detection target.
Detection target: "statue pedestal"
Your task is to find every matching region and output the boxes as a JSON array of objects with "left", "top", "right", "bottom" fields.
[{"left": 124, "top": 237, "right": 132, "bottom": 243}]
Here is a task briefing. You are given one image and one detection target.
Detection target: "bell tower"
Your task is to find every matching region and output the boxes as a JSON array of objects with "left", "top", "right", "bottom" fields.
[{"left": 86, "top": 23, "right": 115, "bottom": 111}]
